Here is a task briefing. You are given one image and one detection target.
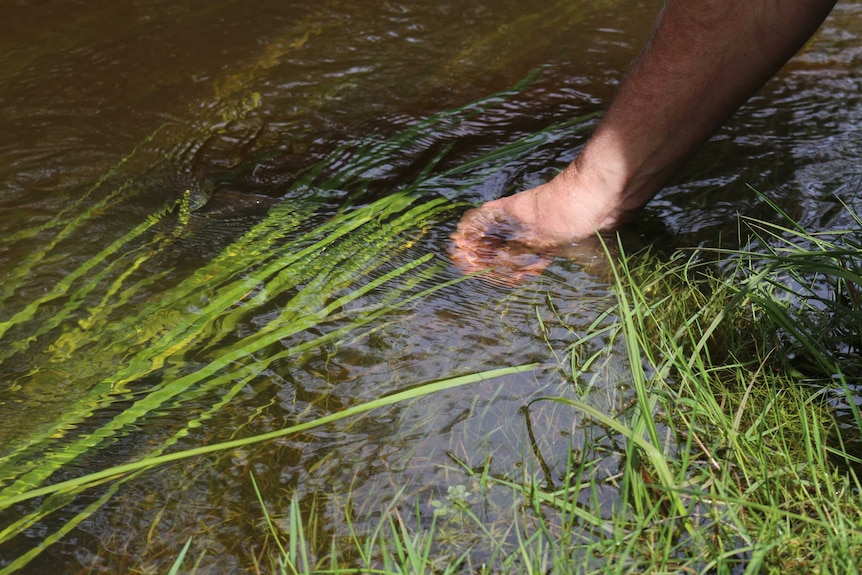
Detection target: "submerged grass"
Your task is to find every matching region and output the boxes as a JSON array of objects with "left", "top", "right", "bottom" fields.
[
  {"left": 181, "top": 202, "right": 862, "bottom": 574},
  {"left": 4, "top": 67, "right": 861, "bottom": 572},
  {"left": 0, "top": 81, "right": 597, "bottom": 573}
]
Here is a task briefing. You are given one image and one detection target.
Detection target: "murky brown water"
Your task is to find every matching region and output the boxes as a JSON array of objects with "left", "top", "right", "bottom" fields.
[{"left": 1, "top": 1, "right": 861, "bottom": 572}]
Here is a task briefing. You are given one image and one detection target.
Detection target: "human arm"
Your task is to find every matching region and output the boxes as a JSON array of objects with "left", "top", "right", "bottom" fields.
[{"left": 450, "top": 0, "right": 837, "bottom": 276}]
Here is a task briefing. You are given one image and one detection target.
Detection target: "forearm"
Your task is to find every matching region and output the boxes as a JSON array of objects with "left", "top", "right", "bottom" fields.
[
  {"left": 451, "top": 0, "right": 838, "bottom": 276},
  {"left": 563, "top": 0, "right": 837, "bottom": 227}
]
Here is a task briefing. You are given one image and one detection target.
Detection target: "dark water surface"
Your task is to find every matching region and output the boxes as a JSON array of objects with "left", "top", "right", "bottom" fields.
[{"left": 1, "top": 1, "right": 861, "bottom": 572}]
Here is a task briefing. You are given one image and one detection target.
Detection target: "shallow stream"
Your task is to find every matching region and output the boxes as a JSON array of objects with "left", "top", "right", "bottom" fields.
[{"left": 1, "top": 1, "right": 861, "bottom": 572}]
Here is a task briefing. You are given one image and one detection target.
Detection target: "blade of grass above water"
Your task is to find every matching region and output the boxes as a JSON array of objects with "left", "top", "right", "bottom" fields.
[{"left": 0, "top": 363, "right": 538, "bottom": 510}]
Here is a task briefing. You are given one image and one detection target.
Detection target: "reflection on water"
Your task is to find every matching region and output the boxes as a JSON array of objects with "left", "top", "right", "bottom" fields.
[{"left": 1, "top": 0, "right": 861, "bottom": 572}]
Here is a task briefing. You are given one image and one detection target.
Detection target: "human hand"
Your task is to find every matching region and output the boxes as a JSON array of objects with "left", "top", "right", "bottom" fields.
[
  {"left": 449, "top": 204, "right": 556, "bottom": 285},
  {"left": 449, "top": 176, "right": 610, "bottom": 285}
]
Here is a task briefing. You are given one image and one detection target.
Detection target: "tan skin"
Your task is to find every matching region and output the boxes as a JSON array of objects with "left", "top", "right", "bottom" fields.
[{"left": 450, "top": 0, "right": 838, "bottom": 280}]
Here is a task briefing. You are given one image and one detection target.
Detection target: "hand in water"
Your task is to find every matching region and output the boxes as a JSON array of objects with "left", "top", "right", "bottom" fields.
[
  {"left": 449, "top": 176, "right": 615, "bottom": 284},
  {"left": 449, "top": 0, "right": 838, "bottom": 284},
  {"left": 449, "top": 205, "right": 556, "bottom": 285}
]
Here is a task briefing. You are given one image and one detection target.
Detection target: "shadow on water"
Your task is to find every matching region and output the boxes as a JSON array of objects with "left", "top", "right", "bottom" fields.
[{"left": 1, "top": 0, "right": 862, "bottom": 572}]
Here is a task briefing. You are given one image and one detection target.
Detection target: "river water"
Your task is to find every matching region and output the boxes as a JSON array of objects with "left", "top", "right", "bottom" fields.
[{"left": 1, "top": 1, "right": 861, "bottom": 572}]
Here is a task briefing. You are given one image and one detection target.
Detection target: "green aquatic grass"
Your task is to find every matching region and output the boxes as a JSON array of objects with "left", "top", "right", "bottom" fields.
[
  {"left": 0, "top": 126, "right": 169, "bottom": 306},
  {"left": 10, "top": 63, "right": 860, "bottom": 572},
  {"left": 189, "top": 205, "right": 862, "bottom": 574},
  {"left": 0, "top": 81, "right": 598, "bottom": 572}
]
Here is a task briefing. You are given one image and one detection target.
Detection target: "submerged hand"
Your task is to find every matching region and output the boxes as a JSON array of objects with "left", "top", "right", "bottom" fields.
[
  {"left": 449, "top": 205, "right": 556, "bottom": 285},
  {"left": 449, "top": 176, "right": 613, "bottom": 284}
]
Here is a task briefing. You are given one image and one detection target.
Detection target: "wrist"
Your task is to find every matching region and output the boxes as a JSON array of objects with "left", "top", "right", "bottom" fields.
[
  {"left": 558, "top": 130, "right": 676, "bottom": 233},
  {"left": 553, "top": 156, "right": 638, "bottom": 234}
]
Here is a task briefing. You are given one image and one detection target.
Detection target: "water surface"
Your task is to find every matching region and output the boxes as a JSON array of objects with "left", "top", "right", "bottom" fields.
[{"left": 1, "top": 1, "right": 861, "bottom": 572}]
